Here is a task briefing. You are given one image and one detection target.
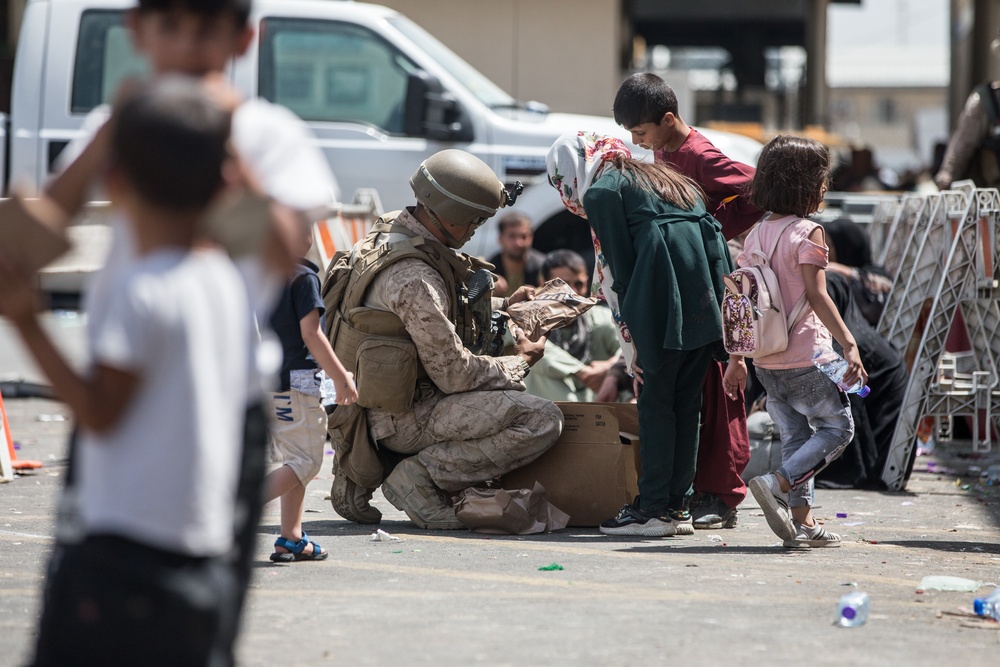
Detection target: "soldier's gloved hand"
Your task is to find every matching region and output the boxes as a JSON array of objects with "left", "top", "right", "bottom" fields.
[{"left": 514, "top": 328, "right": 546, "bottom": 367}]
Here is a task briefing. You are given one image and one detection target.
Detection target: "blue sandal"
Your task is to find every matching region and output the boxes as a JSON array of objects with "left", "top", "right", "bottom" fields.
[{"left": 269, "top": 533, "right": 329, "bottom": 563}]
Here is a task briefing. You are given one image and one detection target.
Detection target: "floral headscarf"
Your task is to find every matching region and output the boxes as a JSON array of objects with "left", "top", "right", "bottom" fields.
[
  {"left": 546, "top": 131, "right": 638, "bottom": 371},
  {"left": 545, "top": 132, "right": 631, "bottom": 218}
]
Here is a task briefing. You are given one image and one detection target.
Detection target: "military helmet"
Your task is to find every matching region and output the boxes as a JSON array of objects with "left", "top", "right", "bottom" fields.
[{"left": 410, "top": 150, "right": 508, "bottom": 228}]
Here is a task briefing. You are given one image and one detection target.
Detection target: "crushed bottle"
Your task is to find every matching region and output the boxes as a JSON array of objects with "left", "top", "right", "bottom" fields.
[{"left": 835, "top": 591, "right": 870, "bottom": 627}]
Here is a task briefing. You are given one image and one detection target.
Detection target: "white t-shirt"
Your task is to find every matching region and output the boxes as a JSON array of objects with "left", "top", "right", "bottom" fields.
[
  {"left": 64, "top": 98, "right": 339, "bottom": 396},
  {"left": 78, "top": 248, "right": 250, "bottom": 557}
]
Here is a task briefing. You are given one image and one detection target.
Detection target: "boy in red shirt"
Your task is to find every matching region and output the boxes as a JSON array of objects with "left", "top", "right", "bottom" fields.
[{"left": 613, "top": 72, "right": 759, "bottom": 529}]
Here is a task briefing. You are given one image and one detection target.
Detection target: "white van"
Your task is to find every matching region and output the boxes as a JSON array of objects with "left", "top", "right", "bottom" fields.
[{"left": 9, "top": 0, "right": 762, "bottom": 263}]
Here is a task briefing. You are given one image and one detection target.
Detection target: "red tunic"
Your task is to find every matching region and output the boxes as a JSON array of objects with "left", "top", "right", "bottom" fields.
[{"left": 655, "top": 128, "right": 762, "bottom": 240}]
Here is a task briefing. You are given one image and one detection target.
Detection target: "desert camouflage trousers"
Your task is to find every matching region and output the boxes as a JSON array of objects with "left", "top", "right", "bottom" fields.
[{"left": 368, "top": 389, "right": 563, "bottom": 492}]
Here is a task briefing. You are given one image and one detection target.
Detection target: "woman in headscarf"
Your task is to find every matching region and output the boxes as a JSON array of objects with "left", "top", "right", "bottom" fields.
[{"left": 546, "top": 131, "right": 736, "bottom": 537}]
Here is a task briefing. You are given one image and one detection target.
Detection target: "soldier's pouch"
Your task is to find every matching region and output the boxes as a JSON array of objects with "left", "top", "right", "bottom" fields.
[
  {"left": 356, "top": 336, "right": 419, "bottom": 412},
  {"left": 327, "top": 403, "right": 383, "bottom": 489}
]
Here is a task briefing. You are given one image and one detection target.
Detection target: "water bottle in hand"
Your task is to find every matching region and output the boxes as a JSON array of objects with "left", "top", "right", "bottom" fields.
[
  {"left": 973, "top": 587, "right": 1000, "bottom": 620},
  {"left": 320, "top": 372, "right": 337, "bottom": 407},
  {"left": 835, "top": 591, "right": 871, "bottom": 627},
  {"left": 812, "top": 349, "right": 870, "bottom": 397}
]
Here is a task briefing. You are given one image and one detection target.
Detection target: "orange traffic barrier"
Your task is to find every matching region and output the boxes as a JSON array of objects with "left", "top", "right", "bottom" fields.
[{"left": 0, "top": 389, "right": 43, "bottom": 475}]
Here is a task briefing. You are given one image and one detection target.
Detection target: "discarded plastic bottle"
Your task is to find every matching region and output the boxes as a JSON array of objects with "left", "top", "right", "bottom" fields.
[
  {"left": 973, "top": 587, "right": 1000, "bottom": 620},
  {"left": 813, "top": 349, "right": 870, "bottom": 397},
  {"left": 835, "top": 591, "right": 871, "bottom": 627}
]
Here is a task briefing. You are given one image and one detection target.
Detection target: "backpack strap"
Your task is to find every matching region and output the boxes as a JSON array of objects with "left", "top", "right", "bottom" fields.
[
  {"left": 748, "top": 216, "right": 811, "bottom": 329},
  {"left": 785, "top": 293, "right": 809, "bottom": 332}
]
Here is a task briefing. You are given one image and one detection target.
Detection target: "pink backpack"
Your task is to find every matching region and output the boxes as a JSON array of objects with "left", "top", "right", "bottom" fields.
[{"left": 721, "top": 218, "right": 808, "bottom": 358}]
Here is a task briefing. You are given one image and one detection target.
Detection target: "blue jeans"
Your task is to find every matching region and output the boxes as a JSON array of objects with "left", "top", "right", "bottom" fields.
[{"left": 756, "top": 366, "right": 854, "bottom": 508}]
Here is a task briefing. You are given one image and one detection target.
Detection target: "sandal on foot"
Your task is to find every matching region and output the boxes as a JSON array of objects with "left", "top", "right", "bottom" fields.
[{"left": 270, "top": 533, "right": 329, "bottom": 562}]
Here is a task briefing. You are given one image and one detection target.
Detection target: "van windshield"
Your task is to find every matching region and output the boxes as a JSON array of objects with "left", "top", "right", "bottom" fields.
[{"left": 386, "top": 16, "right": 516, "bottom": 110}]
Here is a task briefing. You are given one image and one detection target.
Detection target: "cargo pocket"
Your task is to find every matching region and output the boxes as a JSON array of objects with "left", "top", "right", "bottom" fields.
[{"left": 355, "top": 337, "right": 419, "bottom": 412}]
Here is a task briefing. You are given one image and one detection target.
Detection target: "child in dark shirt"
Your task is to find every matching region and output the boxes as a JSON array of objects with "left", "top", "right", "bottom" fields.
[{"left": 263, "top": 226, "right": 358, "bottom": 562}]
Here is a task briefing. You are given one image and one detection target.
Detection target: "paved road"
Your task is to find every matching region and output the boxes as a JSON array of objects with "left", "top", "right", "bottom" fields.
[{"left": 2, "top": 392, "right": 1000, "bottom": 667}]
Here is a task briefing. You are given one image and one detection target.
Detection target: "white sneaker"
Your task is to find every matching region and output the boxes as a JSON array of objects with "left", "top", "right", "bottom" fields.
[
  {"left": 783, "top": 522, "right": 842, "bottom": 549},
  {"left": 749, "top": 474, "right": 796, "bottom": 542}
]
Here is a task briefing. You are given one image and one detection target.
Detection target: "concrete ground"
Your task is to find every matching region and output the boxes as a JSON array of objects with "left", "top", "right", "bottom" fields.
[
  {"left": 2, "top": 394, "right": 1000, "bottom": 667},
  {"left": 2, "top": 317, "right": 1000, "bottom": 666}
]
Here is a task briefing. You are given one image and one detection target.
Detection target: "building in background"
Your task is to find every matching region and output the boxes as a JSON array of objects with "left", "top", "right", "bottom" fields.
[
  {"left": 1, "top": 0, "right": 998, "bottom": 176},
  {"left": 827, "top": 44, "right": 948, "bottom": 178},
  {"left": 371, "top": 0, "right": 625, "bottom": 118}
]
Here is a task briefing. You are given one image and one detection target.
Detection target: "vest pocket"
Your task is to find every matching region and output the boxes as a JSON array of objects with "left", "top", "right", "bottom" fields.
[{"left": 355, "top": 337, "right": 419, "bottom": 412}]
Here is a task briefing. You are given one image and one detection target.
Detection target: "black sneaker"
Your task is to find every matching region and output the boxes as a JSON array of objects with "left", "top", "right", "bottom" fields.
[
  {"left": 599, "top": 500, "right": 676, "bottom": 537},
  {"left": 691, "top": 493, "right": 738, "bottom": 530}
]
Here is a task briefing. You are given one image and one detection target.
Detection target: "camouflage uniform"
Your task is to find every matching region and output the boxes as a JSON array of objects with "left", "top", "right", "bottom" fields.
[{"left": 364, "top": 208, "right": 562, "bottom": 493}]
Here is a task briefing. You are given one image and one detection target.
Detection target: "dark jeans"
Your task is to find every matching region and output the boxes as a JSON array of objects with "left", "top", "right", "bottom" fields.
[
  {"left": 31, "top": 535, "right": 235, "bottom": 667},
  {"left": 636, "top": 344, "right": 715, "bottom": 514}
]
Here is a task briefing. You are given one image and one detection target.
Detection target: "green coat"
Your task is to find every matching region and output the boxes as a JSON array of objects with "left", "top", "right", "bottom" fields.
[{"left": 583, "top": 168, "right": 732, "bottom": 369}]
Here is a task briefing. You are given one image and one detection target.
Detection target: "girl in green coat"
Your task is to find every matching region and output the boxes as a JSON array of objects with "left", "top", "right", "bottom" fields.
[{"left": 546, "top": 131, "right": 739, "bottom": 537}]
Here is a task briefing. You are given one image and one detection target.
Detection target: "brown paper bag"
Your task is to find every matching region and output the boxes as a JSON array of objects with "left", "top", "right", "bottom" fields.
[
  {"left": 454, "top": 482, "right": 570, "bottom": 534},
  {"left": 0, "top": 192, "right": 71, "bottom": 272},
  {"left": 504, "top": 277, "right": 598, "bottom": 342}
]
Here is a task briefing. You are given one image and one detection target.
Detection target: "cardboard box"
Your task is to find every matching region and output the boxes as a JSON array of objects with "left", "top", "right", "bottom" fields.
[{"left": 499, "top": 403, "right": 639, "bottom": 527}]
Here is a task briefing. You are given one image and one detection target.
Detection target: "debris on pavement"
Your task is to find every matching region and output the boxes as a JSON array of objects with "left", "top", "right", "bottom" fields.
[
  {"left": 916, "top": 575, "right": 983, "bottom": 593},
  {"left": 371, "top": 529, "right": 401, "bottom": 542}
]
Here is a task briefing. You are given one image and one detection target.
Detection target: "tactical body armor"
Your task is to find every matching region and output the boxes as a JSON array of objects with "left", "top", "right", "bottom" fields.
[
  {"left": 322, "top": 211, "right": 504, "bottom": 412},
  {"left": 972, "top": 82, "right": 1000, "bottom": 187}
]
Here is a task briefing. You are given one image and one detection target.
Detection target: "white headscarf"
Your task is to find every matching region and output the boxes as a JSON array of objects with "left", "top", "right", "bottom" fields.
[
  {"left": 545, "top": 132, "right": 631, "bottom": 218},
  {"left": 546, "top": 132, "right": 638, "bottom": 371}
]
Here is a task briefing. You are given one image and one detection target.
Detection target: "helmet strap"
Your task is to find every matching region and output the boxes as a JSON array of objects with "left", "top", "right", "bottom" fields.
[{"left": 425, "top": 206, "right": 470, "bottom": 248}]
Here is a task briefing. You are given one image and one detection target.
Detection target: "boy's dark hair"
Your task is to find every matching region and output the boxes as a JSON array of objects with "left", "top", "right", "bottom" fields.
[
  {"left": 542, "top": 249, "right": 587, "bottom": 280},
  {"left": 137, "top": 0, "right": 251, "bottom": 26},
  {"left": 111, "top": 76, "right": 231, "bottom": 214},
  {"left": 497, "top": 211, "right": 532, "bottom": 235},
  {"left": 613, "top": 73, "right": 679, "bottom": 129},
  {"left": 750, "top": 135, "right": 832, "bottom": 218}
]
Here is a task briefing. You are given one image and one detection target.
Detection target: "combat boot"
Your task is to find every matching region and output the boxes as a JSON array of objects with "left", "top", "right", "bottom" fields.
[
  {"left": 330, "top": 457, "right": 382, "bottom": 524},
  {"left": 381, "top": 457, "right": 465, "bottom": 530}
]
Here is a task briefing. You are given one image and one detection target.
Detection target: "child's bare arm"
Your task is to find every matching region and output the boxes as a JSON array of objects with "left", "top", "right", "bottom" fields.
[
  {"left": 722, "top": 354, "right": 746, "bottom": 400},
  {"left": 299, "top": 309, "right": 358, "bottom": 405},
  {"left": 45, "top": 120, "right": 112, "bottom": 225},
  {"left": 802, "top": 229, "right": 868, "bottom": 387},
  {"left": 0, "top": 262, "right": 138, "bottom": 432}
]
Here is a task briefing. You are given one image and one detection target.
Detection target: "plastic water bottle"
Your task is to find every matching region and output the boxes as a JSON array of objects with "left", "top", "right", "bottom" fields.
[
  {"left": 973, "top": 587, "right": 1000, "bottom": 620},
  {"left": 319, "top": 372, "right": 337, "bottom": 407},
  {"left": 812, "top": 349, "right": 871, "bottom": 397},
  {"left": 835, "top": 591, "right": 871, "bottom": 627}
]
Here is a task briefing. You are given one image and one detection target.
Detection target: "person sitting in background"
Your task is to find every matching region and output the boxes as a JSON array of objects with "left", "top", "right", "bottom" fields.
[
  {"left": 488, "top": 212, "right": 546, "bottom": 297},
  {"left": 524, "top": 250, "right": 621, "bottom": 402},
  {"left": 821, "top": 216, "right": 892, "bottom": 327},
  {"left": 595, "top": 357, "right": 637, "bottom": 403},
  {"left": 814, "top": 271, "right": 907, "bottom": 489}
]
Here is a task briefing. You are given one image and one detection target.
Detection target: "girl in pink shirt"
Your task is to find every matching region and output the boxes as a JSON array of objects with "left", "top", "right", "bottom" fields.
[{"left": 730, "top": 135, "right": 868, "bottom": 548}]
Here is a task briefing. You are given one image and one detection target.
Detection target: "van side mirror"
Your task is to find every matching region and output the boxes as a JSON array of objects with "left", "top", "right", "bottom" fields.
[{"left": 404, "top": 71, "right": 474, "bottom": 143}]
